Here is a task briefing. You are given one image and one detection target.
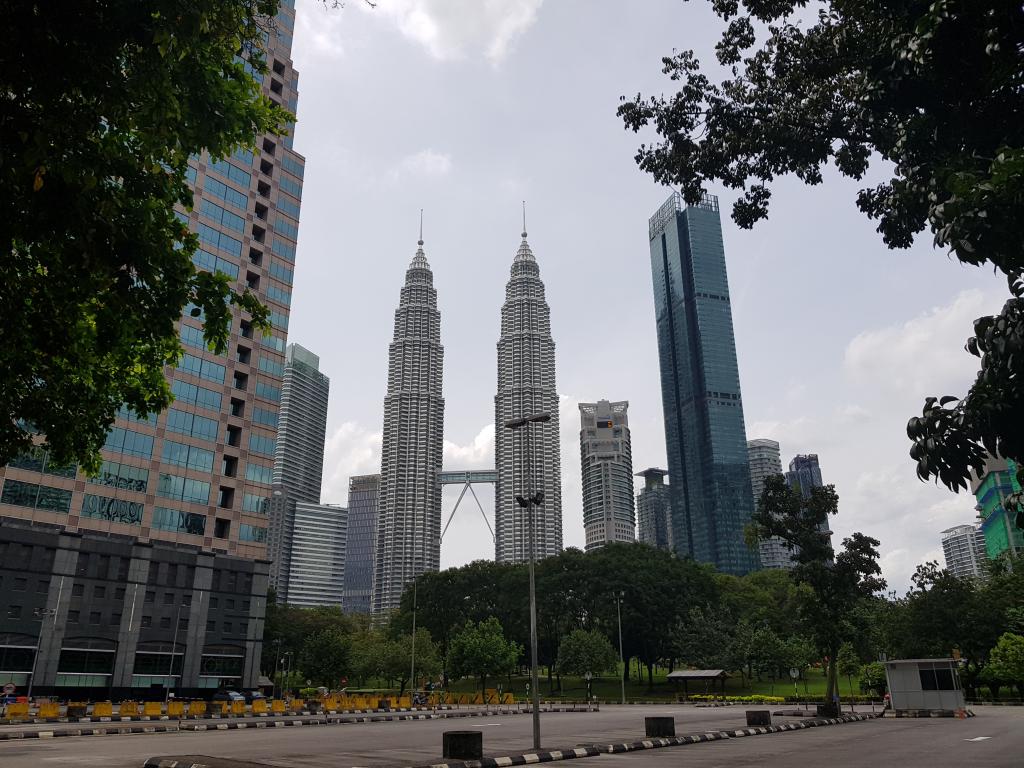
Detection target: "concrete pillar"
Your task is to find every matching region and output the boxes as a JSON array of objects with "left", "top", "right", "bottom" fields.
[
  {"left": 181, "top": 554, "right": 214, "bottom": 688},
  {"left": 110, "top": 544, "right": 153, "bottom": 689},
  {"left": 36, "top": 533, "right": 81, "bottom": 687}
]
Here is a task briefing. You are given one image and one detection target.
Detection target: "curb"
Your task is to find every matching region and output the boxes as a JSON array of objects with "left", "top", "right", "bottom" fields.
[
  {"left": 588, "top": 713, "right": 879, "bottom": 753},
  {"left": 0, "top": 707, "right": 597, "bottom": 741},
  {"left": 408, "top": 746, "right": 602, "bottom": 768},
  {"left": 891, "top": 709, "right": 975, "bottom": 718}
]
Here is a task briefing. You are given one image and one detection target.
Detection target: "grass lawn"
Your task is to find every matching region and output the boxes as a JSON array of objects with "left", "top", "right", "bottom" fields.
[{"left": 444, "top": 664, "right": 843, "bottom": 701}]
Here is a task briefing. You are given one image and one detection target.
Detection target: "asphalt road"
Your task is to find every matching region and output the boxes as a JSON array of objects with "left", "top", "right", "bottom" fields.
[{"left": 0, "top": 704, "right": 1017, "bottom": 768}]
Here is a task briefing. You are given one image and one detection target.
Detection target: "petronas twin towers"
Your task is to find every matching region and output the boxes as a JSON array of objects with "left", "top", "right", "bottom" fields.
[{"left": 371, "top": 223, "right": 562, "bottom": 614}]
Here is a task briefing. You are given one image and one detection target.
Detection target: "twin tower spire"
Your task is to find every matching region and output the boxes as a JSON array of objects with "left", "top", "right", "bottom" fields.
[{"left": 371, "top": 208, "right": 562, "bottom": 614}]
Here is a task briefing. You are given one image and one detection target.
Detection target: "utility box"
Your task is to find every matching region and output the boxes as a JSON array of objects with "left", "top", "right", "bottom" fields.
[{"left": 884, "top": 659, "right": 964, "bottom": 713}]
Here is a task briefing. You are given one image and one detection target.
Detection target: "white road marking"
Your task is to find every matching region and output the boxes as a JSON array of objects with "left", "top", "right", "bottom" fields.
[
  {"left": 965, "top": 736, "right": 992, "bottom": 742},
  {"left": 470, "top": 723, "right": 504, "bottom": 727}
]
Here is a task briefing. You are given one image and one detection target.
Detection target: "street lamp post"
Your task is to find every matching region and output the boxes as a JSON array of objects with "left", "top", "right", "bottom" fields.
[
  {"left": 272, "top": 639, "right": 283, "bottom": 700},
  {"left": 27, "top": 607, "right": 58, "bottom": 701},
  {"left": 505, "top": 411, "right": 550, "bottom": 751},
  {"left": 614, "top": 591, "right": 626, "bottom": 705},
  {"left": 165, "top": 604, "right": 182, "bottom": 703}
]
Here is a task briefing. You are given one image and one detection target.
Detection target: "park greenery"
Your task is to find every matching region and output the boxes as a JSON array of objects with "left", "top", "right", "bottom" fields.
[
  {"left": 1, "top": 0, "right": 289, "bottom": 471},
  {"left": 263, "top": 532, "right": 1024, "bottom": 701},
  {"left": 619, "top": 1, "right": 1024, "bottom": 515}
]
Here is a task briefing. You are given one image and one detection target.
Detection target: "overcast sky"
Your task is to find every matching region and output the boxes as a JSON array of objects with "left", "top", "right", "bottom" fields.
[{"left": 284, "top": 0, "right": 1006, "bottom": 592}]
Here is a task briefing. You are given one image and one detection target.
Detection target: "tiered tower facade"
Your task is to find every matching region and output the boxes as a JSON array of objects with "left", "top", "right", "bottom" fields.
[
  {"left": 494, "top": 228, "right": 562, "bottom": 563},
  {"left": 373, "top": 238, "right": 444, "bottom": 614}
]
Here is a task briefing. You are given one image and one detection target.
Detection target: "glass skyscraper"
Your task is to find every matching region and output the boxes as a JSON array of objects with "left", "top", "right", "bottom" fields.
[
  {"left": 343, "top": 474, "right": 379, "bottom": 614},
  {"left": 0, "top": 4, "right": 304, "bottom": 696},
  {"left": 647, "top": 192, "right": 759, "bottom": 575}
]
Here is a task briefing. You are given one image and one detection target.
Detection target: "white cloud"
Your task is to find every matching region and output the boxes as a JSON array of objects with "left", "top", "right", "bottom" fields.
[
  {"left": 391, "top": 149, "right": 453, "bottom": 180},
  {"left": 295, "top": 0, "right": 348, "bottom": 58},
  {"left": 843, "top": 288, "right": 1002, "bottom": 396},
  {"left": 320, "top": 421, "right": 382, "bottom": 504},
  {"left": 443, "top": 423, "right": 495, "bottom": 468},
  {"left": 359, "top": 0, "right": 543, "bottom": 63}
]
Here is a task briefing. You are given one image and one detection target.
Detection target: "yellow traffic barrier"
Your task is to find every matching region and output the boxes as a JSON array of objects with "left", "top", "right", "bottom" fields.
[
  {"left": 189, "top": 700, "right": 207, "bottom": 716},
  {"left": 213, "top": 701, "right": 230, "bottom": 715},
  {"left": 398, "top": 695, "right": 411, "bottom": 708},
  {"left": 93, "top": 701, "right": 113, "bottom": 717},
  {"left": 143, "top": 701, "right": 163, "bottom": 717},
  {"left": 501, "top": 693, "right": 514, "bottom": 704},
  {"left": 5, "top": 702, "right": 29, "bottom": 720},
  {"left": 252, "top": 699, "right": 268, "bottom": 714},
  {"left": 38, "top": 702, "right": 60, "bottom": 719},
  {"left": 167, "top": 701, "right": 185, "bottom": 717},
  {"left": 119, "top": 701, "right": 141, "bottom": 717},
  {"left": 271, "top": 699, "right": 285, "bottom": 713},
  {"left": 289, "top": 698, "right": 305, "bottom": 712},
  {"left": 231, "top": 700, "right": 245, "bottom": 715}
]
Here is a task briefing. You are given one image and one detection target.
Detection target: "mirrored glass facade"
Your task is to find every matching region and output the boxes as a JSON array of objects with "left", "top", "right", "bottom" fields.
[{"left": 647, "top": 193, "right": 759, "bottom": 575}]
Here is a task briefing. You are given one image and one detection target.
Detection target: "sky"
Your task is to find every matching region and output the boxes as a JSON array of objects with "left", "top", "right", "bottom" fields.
[{"left": 284, "top": 0, "right": 1007, "bottom": 593}]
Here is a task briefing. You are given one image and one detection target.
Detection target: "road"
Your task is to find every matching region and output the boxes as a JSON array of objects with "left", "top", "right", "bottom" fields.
[{"left": 0, "top": 704, "right": 1018, "bottom": 768}]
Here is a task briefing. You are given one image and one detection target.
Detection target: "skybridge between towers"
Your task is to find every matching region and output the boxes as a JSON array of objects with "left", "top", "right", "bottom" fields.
[{"left": 438, "top": 470, "right": 496, "bottom": 543}]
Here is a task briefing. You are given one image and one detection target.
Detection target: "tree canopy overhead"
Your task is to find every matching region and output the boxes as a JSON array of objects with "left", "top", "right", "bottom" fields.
[
  {"left": 1, "top": 0, "right": 288, "bottom": 471},
  {"left": 619, "top": 1, "right": 1024, "bottom": 513}
]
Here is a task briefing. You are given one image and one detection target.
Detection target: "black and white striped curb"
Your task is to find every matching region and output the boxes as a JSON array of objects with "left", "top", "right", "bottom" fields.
[
  {"left": 406, "top": 746, "right": 602, "bottom": 768},
  {"left": 0, "top": 707, "right": 597, "bottom": 741},
  {"left": 588, "top": 713, "right": 879, "bottom": 753}
]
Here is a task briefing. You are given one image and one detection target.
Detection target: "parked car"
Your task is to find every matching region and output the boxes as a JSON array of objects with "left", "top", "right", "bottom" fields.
[
  {"left": 212, "top": 690, "right": 245, "bottom": 703},
  {"left": 243, "top": 691, "right": 266, "bottom": 703}
]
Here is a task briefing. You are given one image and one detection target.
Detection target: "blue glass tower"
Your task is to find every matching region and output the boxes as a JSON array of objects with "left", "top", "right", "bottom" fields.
[{"left": 647, "top": 192, "right": 759, "bottom": 575}]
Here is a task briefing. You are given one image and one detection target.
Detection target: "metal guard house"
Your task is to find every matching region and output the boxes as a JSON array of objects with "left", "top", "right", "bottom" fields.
[
  {"left": 883, "top": 659, "right": 964, "bottom": 713},
  {"left": 667, "top": 669, "right": 729, "bottom": 699}
]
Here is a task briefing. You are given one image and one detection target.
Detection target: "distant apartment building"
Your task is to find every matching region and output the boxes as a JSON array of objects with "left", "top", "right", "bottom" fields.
[
  {"left": 282, "top": 502, "right": 347, "bottom": 607},
  {"left": 971, "top": 457, "right": 1024, "bottom": 559},
  {"left": 636, "top": 468, "right": 672, "bottom": 550},
  {"left": 747, "top": 439, "right": 791, "bottom": 569},
  {"left": 267, "top": 344, "right": 330, "bottom": 599},
  {"left": 786, "top": 454, "right": 834, "bottom": 551},
  {"left": 343, "top": 474, "right": 379, "bottom": 614},
  {"left": 580, "top": 401, "right": 636, "bottom": 550},
  {"left": 941, "top": 524, "right": 988, "bottom": 580},
  {"left": 0, "top": 6, "right": 304, "bottom": 697}
]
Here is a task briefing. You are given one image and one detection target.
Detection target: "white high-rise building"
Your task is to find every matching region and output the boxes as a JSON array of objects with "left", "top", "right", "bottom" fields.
[
  {"left": 941, "top": 524, "right": 987, "bottom": 580},
  {"left": 284, "top": 502, "right": 347, "bottom": 607},
  {"left": 747, "top": 439, "right": 789, "bottom": 569},
  {"left": 373, "top": 236, "right": 444, "bottom": 614},
  {"left": 495, "top": 226, "right": 562, "bottom": 563},
  {"left": 580, "top": 400, "right": 635, "bottom": 550}
]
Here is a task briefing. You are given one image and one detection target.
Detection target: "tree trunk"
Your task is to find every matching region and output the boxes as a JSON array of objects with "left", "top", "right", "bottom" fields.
[
  {"left": 623, "top": 656, "right": 630, "bottom": 684},
  {"left": 481, "top": 674, "right": 486, "bottom": 697},
  {"left": 825, "top": 654, "right": 839, "bottom": 703},
  {"left": 646, "top": 661, "right": 654, "bottom": 690}
]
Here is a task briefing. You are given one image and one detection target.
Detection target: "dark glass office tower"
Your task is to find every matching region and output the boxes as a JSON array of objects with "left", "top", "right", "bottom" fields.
[
  {"left": 647, "top": 192, "right": 759, "bottom": 575},
  {"left": 343, "top": 474, "right": 379, "bottom": 614}
]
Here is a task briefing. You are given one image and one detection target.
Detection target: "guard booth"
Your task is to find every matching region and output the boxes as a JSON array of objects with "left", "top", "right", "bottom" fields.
[
  {"left": 667, "top": 669, "right": 729, "bottom": 700},
  {"left": 883, "top": 659, "right": 965, "bottom": 713}
]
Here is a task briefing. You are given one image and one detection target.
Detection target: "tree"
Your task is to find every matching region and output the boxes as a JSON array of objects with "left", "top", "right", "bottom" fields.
[
  {"left": 859, "top": 662, "right": 888, "bottom": 698},
  {"left": 837, "top": 643, "right": 862, "bottom": 698},
  {"left": 299, "top": 629, "right": 351, "bottom": 689},
  {"left": 750, "top": 475, "right": 886, "bottom": 711},
  {"left": 987, "top": 632, "right": 1024, "bottom": 699},
  {"left": 349, "top": 626, "right": 385, "bottom": 687},
  {"left": 619, "top": 2, "right": 1024, "bottom": 509},
  {"left": 555, "top": 629, "right": 618, "bottom": 679},
  {"left": 447, "top": 617, "right": 522, "bottom": 696},
  {"left": 1, "top": 0, "right": 289, "bottom": 471},
  {"left": 381, "top": 628, "right": 441, "bottom": 695}
]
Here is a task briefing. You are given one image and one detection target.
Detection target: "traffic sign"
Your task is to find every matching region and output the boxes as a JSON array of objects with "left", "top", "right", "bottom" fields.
[
  {"left": 2, "top": 683, "right": 15, "bottom": 695},
  {"left": 789, "top": 668, "right": 800, "bottom": 680}
]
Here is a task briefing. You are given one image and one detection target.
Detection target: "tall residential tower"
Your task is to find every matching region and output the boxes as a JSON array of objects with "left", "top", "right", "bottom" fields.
[
  {"left": 647, "top": 192, "right": 759, "bottom": 575},
  {"left": 0, "top": 7, "right": 305, "bottom": 696},
  {"left": 747, "top": 439, "right": 790, "bottom": 569},
  {"left": 636, "top": 469, "right": 672, "bottom": 550},
  {"left": 373, "top": 237, "right": 444, "bottom": 614},
  {"left": 580, "top": 400, "right": 635, "bottom": 550},
  {"left": 495, "top": 226, "right": 562, "bottom": 563}
]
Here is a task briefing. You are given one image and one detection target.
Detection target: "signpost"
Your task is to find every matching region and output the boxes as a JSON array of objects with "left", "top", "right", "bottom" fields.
[{"left": 789, "top": 667, "right": 800, "bottom": 698}]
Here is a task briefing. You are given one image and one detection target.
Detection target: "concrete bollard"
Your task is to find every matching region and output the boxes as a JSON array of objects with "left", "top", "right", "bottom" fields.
[
  {"left": 746, "top": 710, "right": 771, "bottom": 726},
  {"left": 645, "top": 716, "right": 676, "bottom": 738},
  {"left": 443, "top": 730, "right": 483, "bottom": 760}
]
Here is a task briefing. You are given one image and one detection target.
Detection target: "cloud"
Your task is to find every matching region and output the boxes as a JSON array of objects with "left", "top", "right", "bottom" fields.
[
  {"left": 443, "top": 423, "right": 495, "bottom": 468},
  {"left": 391, "top": 149, "right": 453, "bottom": 180},
  {"left": 320, "top": 421, "right": 382, "bottom": 504},
  {"left": 843, "top": 288, "right": 1002, "bottom": 397},
  {"left": 360, "top": 0, "right": 543, "bottom": 64},
  {"left": 295, "top": 0, "right": 348, "bottom": 58}
]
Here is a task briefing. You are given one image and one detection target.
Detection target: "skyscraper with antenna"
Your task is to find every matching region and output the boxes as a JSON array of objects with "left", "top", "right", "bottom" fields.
[
  {"left": 494, "top": 206, "right": 563, "bottom": 563},
  {"left": 373, "top": 215, "right": 445, "bottom": 614}
]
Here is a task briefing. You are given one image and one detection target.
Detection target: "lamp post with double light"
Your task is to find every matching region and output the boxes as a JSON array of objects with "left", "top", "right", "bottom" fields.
[{"left": 504, "top": 411, "right": 550, "bottom": 751}]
